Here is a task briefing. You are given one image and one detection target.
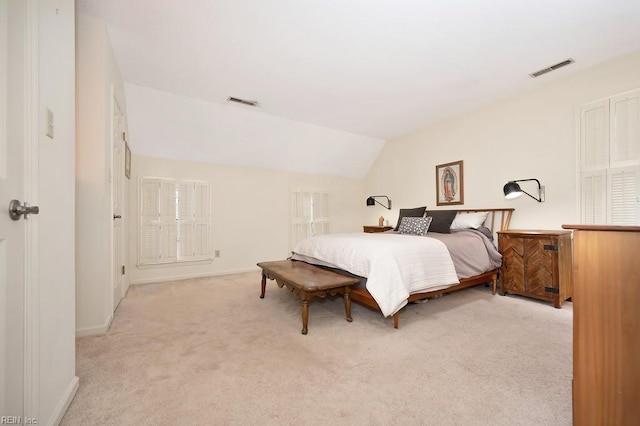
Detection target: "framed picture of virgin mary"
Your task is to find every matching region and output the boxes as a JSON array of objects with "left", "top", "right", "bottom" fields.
[{"left": 436, "top": 160, "right": 464, "bottom": 206}]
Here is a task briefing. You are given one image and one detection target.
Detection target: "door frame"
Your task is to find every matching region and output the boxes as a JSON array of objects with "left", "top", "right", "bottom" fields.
[
  {"left": 23, "top": 0, "right": 40, "bottom": 418},
  {"left": 111, "top": 89, "right": 125, "bottom": 311}
]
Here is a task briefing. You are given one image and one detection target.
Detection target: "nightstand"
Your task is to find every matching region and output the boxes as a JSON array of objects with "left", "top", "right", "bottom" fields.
[
  {"left": 497, "top": 230, "right": 572, "bottom": 308},
  {"left": 363, "top": 225, "right": 393, "bottom": 233}
]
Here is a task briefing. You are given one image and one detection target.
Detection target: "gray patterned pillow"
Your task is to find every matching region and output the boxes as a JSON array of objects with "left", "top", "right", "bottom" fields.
[{"left": 398, "top": 216, "right": 433, "bottom": 236}]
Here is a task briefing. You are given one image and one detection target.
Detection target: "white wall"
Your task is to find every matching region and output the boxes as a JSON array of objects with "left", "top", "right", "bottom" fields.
[
  {"left": 365, "top": 51, "right": 640, "bottom": 230},
  {"left": 37, "top": 0, "right": 78, "bottom": 423},
  {"left": 125, "top": 84, "right": 386, "bottom": 179},
  {"left": 75, "top": 12, "right": 129, "bottom": 336},
  {"left": 129, "top": 155, "right": 365, "bottom": 284}
]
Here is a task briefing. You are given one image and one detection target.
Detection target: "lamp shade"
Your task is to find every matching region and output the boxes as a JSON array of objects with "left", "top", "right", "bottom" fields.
[
  {"left": 503, "top": 178, "right": 543, "bottom": 202},
  {"left": 366, "top": 195, "right": 391, "bottom": 209},
  {"left": 503, "top": 181, "right": 523, "bottom": 199}
]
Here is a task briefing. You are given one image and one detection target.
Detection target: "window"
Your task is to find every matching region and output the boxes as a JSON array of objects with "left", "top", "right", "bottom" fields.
[
  {"left": 139, "top": 177, "right": 211, "bottom": 266},
  {"left": 579, "top": 89, "right": 640, "bottom": 225},
  {"left": 289, "top": 190, "right": 330, "bottom": 251}
]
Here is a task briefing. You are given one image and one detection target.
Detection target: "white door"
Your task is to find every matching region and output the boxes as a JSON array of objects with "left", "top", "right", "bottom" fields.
[
  {"left": 1, "top": 0, "right": 34, "bottom": 418},
  {"left": 112, "top": 96, "right": 124, "bottom": 310}
]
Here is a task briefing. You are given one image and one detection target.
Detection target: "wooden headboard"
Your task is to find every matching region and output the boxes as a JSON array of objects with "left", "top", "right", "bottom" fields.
[{"left": 455, "top": 208, "right": 514, "bottom": 234}]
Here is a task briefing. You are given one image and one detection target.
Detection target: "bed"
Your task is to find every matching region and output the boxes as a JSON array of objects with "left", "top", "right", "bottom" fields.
[{"left": 290, "top": 208, "right": 514, "bottom": 328}]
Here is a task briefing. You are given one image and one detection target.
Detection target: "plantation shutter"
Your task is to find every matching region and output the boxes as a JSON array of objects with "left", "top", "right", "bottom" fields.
[
  {"left": 608, "top": 167, "right": 639, "bottom": 225},
  {"left": 580, "top": 101, "right": 609, "bottom": 224},
  {"left": 581, "top": 100, "right": 608, "bottom": 170},
  {"left": 178, "top": 222, "right": 194, "bottom": 258},
  {"left": 311, "top": 191, "right": 330, "bottom": 236},
  {"left": 289, "top": 190, "right": 330, "bottom": 252},
  {"left": 579, "top": 90, "right": 640, "bottom": 225},
  {"left": 139, "top": 178, "right": 161, "bottom": 264},
  {"left": 139, "top": 178, "right": 177, "bottom": 264},
  {"left": 177, "top": 181, "right": 194, "bottom": 260},
  {"left": 139, "top": 177, "right": 211, "bottom": 265},
  {"left": 158, "top": 180, "right": 177, "bottom": 263},
  {"left": 177, "top": 180, "right": 211, "bottom": 261},
  {"left": 177, "top": 181, "right": 194, "bottom": 219},
  {"left": 192, "top": 182, "right": 211, "bottom": 258},
  {"left": 160, "top": 221, "right": 178, "bottom": 263},
  {"left": 290, "top": 191, "right": 312, "bottom": 251},
  {"left": 610, "top": 91, "right": 640, "bottom": 166},
  {"left": 609, "top": 91, "right": 640, "bottom": 224},
  {"left": 580, "top": 171, "right": 606, "bottom": 224}
]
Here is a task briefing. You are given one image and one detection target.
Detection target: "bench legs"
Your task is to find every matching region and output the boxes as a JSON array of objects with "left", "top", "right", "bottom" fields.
[
  {"left": 344, "top": 290, "right": 353, "bottom": 323},
  {"left": 301, "top": 297, "right": 310, "bottom": 335},
  {"left": 260, "top": 271, "right": 267, "bottom": 298},
  {"left": 301, "top": 289, "right": 351, "bottom": 335},
  {"left": 260, "top": 272, "right": 353, "bottom": 334}
]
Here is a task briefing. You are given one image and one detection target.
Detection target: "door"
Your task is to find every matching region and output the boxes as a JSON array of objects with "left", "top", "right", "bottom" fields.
[
  {"left": 1, "top": 0, "right": 33, "bottom": 418},
  {"left": 499, "top": 234, "right": 526, "bottom": 293},
  {"left": 112, "top": 95, "right": 124, "bottom": 310},
  {"left": 524, "top": 237, "right": 556, "bottom": 297}
]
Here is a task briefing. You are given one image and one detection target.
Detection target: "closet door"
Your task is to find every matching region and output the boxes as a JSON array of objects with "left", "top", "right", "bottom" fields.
[{"left": 499, "top": 234, "right": 525, "bottom": 293}]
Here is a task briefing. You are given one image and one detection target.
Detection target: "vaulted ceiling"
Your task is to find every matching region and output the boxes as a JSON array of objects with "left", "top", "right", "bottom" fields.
[{"left": 76, "top": 0, "right": 640, "bottom": 175}]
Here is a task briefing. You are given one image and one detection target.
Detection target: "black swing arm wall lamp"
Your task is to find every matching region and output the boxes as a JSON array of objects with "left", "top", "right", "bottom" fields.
[
  {"left": 366, "top": 195, "right": 392, "bottom": 209},
  {"left": 503, "top": 178, "right": 545, "bottom": 202}
]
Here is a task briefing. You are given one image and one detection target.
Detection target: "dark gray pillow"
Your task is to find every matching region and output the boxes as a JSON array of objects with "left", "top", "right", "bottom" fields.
[
  {"left": 425, "top": 210, "right": 458, "bottom": 234},
  {"left": 394, "top": 206, "right": 426, "bottom": 231}
]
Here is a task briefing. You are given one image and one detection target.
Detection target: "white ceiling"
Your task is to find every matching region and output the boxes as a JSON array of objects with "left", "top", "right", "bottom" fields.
[{"left": 76, "top": 0, "right": 640, "bottom": 141}]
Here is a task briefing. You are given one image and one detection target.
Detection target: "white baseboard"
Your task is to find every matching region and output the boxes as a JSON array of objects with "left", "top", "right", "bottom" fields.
[
  {"left": 75, "top": 313, "right": 113, "bottom": 337},
  {"left": 130, "top": 267, "right": 259, "bottom": 285},
  {"left": 47, "top": 375, "right": 79, "bottom": 426}
]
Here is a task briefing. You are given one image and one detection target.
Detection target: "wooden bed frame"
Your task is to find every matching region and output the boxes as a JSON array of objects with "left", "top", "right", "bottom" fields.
[{"left": 349, "top": 208, "right": 514, "bottom": 329}]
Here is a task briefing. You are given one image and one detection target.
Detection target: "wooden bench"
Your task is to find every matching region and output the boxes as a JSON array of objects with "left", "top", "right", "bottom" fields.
[{"left": 258, "top": 260, "right": 360, "bottom": 335}]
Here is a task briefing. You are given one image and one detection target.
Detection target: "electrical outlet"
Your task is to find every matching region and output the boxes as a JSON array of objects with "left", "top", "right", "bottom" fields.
[{"left": 215, "top": 250, "right": 221, "bottom": 258}]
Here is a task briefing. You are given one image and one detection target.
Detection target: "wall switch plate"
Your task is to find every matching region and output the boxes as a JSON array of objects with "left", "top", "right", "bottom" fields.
[
  {"left": 540, "top": 185, "right": 546, "bottom": 202},
  {"left": 46, "top": 108, "right": 54, "bottom": 139}
]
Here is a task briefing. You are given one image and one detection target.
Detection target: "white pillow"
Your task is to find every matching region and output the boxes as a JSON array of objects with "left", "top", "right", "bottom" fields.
[{"left": 450, "top": 211, "right": 489, "bottom": 230}]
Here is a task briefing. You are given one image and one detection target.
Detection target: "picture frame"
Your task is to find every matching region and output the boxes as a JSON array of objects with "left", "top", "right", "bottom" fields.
[
  {"left": 124, "top": 141, "right": 131, "bottom": 179},
  {"left": 436, "top": 160, "right": 464, "bottom": 206}
]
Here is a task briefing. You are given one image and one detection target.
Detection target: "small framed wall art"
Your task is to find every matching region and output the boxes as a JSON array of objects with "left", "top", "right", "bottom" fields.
[{"left": 436, "top": 160, "right": 464, "bottom": 206}]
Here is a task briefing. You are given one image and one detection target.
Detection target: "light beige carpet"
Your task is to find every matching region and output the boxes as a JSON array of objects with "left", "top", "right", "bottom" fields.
[{"left": 61, "top": 272, "right": 573, "bottom": 425}]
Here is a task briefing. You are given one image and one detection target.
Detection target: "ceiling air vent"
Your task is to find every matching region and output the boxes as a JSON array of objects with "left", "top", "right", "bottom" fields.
[
  {"left": 227, "top": 96, "right": 258, "bottom": 107},
  {"left": 529, "top": 58, "right": 575, "bottom": 78}
]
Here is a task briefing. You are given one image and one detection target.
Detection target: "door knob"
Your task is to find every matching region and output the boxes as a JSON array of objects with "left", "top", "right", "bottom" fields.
[{"left": 8, "top": 199, "right": 40, "bottom": 220}]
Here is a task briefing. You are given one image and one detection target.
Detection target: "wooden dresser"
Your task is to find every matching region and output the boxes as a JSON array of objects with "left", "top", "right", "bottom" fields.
[
  {"left": 562, "top": 225, "right": 640, "bottom": 426},
  {"left": 497, "top": 230, "right": 572, "bottom": 308}
]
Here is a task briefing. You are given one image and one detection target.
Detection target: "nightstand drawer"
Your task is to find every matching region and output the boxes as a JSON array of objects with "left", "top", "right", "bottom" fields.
[{"left": 363, "top": 225, "right": 393, "bottom": 233}]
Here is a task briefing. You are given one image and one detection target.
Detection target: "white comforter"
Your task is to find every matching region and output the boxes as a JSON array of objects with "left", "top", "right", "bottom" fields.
[{"left": 291, "top": 233, "right": 460, "bottom": 317}]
